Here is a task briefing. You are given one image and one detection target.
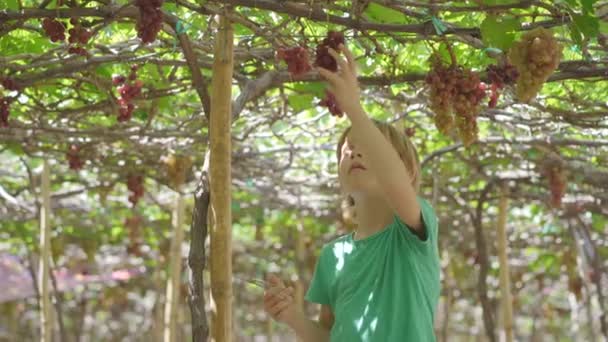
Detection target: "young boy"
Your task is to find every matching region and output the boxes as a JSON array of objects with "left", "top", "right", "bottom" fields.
[{"left": 264, "top": 44, "right": 440, "bottom": 341}]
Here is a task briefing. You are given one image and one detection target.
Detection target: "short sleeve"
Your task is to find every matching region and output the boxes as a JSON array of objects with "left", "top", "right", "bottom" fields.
[
  {"left": 304, "top": 247, "right": 331, "bottom": 305},
  {"left": 394, "top": 197, "right": 439, "bottom": 251}
]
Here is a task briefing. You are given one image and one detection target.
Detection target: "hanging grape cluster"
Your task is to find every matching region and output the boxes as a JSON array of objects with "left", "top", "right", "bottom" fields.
[
  {"left": 135, "top": 0, "right": 164, "bottom": 44},
  {"left": 165, "top": 154, "right": 192, "bottom": 189},
  {"left": 314, "top": 30, "right": 345, "bottom": 72},
  {"left": 486, "top": 63, "right": 519, "bottom": 108},
  {"left": 276, "top": 46, "right": 312, "bottom": 76},
  {"left": 42, "top": 18, "right": 66, "bottom": 42},
  {"left": 66, "top": 144, "right": 85, "bottom": 170},
  {"left": 542, "top": 161, "right": 568, "bottom": 208},
  {"left": 319, "top": 90, "right": 343, "bottom": 117},
  {"left": 67, "top": 18, "right": 92, "bottom": 56},
  {"left": 508, "top": 27, "right": 563, "bottom": 103},
  {"left": 316, "top": 31, "right": 345, "bottom": 117},
  {"left": 0, "top": 97, "right": 11, "bottom": 128},
  {"left": 0, "top": 77, "right": 18, "bottom": 128},
  {"left": 113, "top": 65, "right": 143, "bottom": 122},
  {"left": 425, "top": 54, "right": 486, "bottom": 146},
  {"left": 127, "top": 174, "right": 145, "bottom": 206}
]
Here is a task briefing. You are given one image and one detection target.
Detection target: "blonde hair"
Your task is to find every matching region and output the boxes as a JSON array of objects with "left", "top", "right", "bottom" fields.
[{"left": 336, "top": 119, "right": 421, "bottom": 193}]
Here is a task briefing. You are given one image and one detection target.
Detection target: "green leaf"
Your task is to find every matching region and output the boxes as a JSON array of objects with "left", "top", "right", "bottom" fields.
[
  {"left": 288, "top": 94, "right": 314, "bottom": 113},
  {"left": 480, "top": 15, "right": 520, "bottom": 51},
  {"left": 571, "top": 13, "right": 599, "bottom": 39},
  {"left": 291, "top": 82, "right": 326, "bottom": 98},
  {"left": 1, "top": 0, "right": 19, "bottom": 10},
  {"left": 581, "top": 0, "right": 597, "bottom": 14},
  {"left": 363, "top": 3, "right": 407, "bottom": 24}
]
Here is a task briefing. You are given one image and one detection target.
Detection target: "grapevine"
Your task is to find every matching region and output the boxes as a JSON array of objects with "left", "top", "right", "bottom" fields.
[
  {"left": 135, "top": 0, "right": 164, "bottom": 44},
  {"left": 508, "top": 27, "right": 563, "bottom": 103},
  {"left": 276, "top": 46, "right": 312, "bottom": 76},
  {"left": 127, "top": 174, "right": 145, "bottom": 206},
  {"left": 66, "top": 144, "right": 85, "bottom": 170},
  {"left": 425, "top": 53, "right": 486, "bottom": 146},
  {"left": 114, "top": 65, "right": 143, "bottom": 122}
]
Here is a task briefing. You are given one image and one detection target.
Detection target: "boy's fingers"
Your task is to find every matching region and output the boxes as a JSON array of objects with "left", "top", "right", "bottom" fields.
[
  {"left": 267, "top": 274, "right": 284, "bottom": 287},
  {"left": 317, "top": 67, "right": 342, "bottom": 86},
  {"left": 340, "top": 44, "right": 357, "bottom": 76},
  {"left": 327, "top": 48, "right": 349, "bottom": 74},
  {"left": 270, "top": 298, "right": 291, "bottom": 316}
]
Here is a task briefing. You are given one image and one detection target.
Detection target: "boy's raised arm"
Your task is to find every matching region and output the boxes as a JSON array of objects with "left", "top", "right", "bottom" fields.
[{"left": 317, "top": 45, "right": 422, "bottom": 232}]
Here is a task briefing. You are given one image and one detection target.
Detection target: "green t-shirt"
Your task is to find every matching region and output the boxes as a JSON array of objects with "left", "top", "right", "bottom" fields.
[{"left": 305, "top": 197, "right": 440, "bottom": 342}]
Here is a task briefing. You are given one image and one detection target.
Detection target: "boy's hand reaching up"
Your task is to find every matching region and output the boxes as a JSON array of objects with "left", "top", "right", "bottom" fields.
[
  {"left": 317, "top": 44, "right": 362, "bottom": 115},
  {"left": 264, "top": 274, "right": 298, "bottom": 324}
]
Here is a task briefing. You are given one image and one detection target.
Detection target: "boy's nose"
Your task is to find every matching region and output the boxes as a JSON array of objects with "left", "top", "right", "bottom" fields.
[{"left": 350, "top": 152, "right": 362, "bottom": 159}]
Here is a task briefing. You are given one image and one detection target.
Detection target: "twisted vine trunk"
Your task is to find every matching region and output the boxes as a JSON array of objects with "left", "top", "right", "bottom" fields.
[{"left": 188, "top": 151, "right": 211, "bottom": 342}]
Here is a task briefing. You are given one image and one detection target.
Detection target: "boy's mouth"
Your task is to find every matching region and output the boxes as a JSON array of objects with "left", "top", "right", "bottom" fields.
[{"left": 349, "top": 162, "right": 366, "bottom": 173}]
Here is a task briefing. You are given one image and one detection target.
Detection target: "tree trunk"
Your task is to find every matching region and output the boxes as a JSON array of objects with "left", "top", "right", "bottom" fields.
[
  {"left": 164, "top": 190, "right": 185, "bottom": 342},
  {"left": 209, "top": 14, "right": 234, "bottom": 342},
  {"left": 188, "top": 150, "right": 211, "bottom": 341},
  {"left": 497, "top": 182, "right": 513, "bottom": 342},
  {"left": 39, "top": 159, "right": 53, "bottom": 342}
]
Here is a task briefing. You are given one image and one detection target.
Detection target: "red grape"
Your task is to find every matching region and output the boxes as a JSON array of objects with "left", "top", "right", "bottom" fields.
[
  {"left": 2, "top": 78, "right": 20, "bottom": 91},
  {"left": 314, "top": 31, "right": 345, "bottom": 72},
  {"left": 66, "top": 144, "right": 85, "bottom": 170},
  {"left": 319, "top": 90, "right": 343, "bottom": 117},
  {"left": 0, "top": 97, "right": 11, "bottom": 127},
  {"left": 127, "top": 174, "right": 145, "bottom": 206},
  {"left": 135, "top": 0, "right": 164, "bottom": 44},
  {"left": 42, "top": 18, "right": 66, "bottom": 42},
  {"left": 276, "top": 46, "right": 312, "bottom": 76}
]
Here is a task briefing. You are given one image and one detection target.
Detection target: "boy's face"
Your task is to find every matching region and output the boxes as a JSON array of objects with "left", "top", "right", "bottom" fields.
[{"left": 338, "top": 133, "right": 382, "bottom": 197}]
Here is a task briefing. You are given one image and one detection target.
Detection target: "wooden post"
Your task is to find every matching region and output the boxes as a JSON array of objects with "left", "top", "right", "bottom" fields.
[
  {"left": 39, "top": 160, "right": 53, "bottom": 342},
  {"left": 497, "top": 182, "right": 513, "bottom": 342},
  {"left": 209, "top": 14, "right": 234, "bottom": 342},
  {"left": 164, "top": 188, "right": 185, "bottom": 342}
]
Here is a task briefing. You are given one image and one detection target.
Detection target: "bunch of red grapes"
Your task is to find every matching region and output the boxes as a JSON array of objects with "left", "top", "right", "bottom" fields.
[
  {"left": 426, "top": 54, "right": 486, "bottom": 146},
  {"left": 486, "top": 63, "right": 519, "bottom": 108},
  {"left": 314, "top": 31, "right": 345, "bottom": 72},
  {"left": 41, "top": 17, "right": 92, "bottom": 56},
  {"left": 0, "top": 97, "right": 11, "bottom": 128},
  {"left": 127, "top": 174, "right": 145, "bottom": 206},
  {"left": 135, "top": 0, "right": 164, "bottom": 44},
  {"left": 67, "top": 18, "right": 92, "bottom": 56},
  {"left": 42, "top": 18, "right": 66, "bottom": 42},
  {"left": 66, "top": 144, "right": 85, "bottom": 170},
  {"left": 276, "top": 46, "right": 311, "bottom": 76},
  {"left": 113, "top": 65, "right": 143, "bottom": 122},
  {"left": 0, "top": 77, "right": 18, "bottom": 128},
  {"left": 316, "top": 31, "right": 345, "bottom": 117},
  {"left": 543, "top": 165, "right": 567, "bottom": 208}
]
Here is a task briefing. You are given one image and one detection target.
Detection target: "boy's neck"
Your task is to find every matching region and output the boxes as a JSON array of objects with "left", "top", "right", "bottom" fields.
[{"left": 352, "top": 194, "right": 394, "bottom": 240}]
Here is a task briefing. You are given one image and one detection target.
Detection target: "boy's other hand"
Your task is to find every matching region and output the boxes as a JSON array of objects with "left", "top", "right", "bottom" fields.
[
  {"left": 317, "top": 44, "right": 362, "bottom": 114},
  {"left": 264, "top": 274, "right": 298, "bottom": 325}
]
